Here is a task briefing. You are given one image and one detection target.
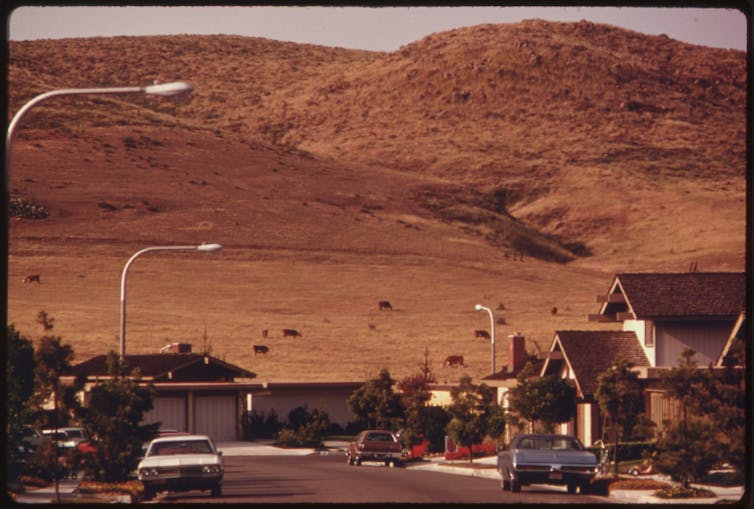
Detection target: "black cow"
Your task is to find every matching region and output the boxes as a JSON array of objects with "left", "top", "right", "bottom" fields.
[
  {"left": 253, "top": 345, "right": 270, "bottom": 355},
  {"left": 282, "top": 329, "right": 301, "bottom": 338}
]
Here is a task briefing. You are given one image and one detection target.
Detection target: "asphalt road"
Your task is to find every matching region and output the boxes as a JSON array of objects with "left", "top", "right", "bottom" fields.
[{"left": 154, "top": 453, "right": 608, "bottom": 504}]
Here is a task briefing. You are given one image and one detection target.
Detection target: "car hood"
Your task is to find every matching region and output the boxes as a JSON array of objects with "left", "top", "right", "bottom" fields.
[
  {"left": 512, "top": 450, "right": 597, "bottom": 465},
  {"left": 138, "top": 453, "right": 222, "bottom": 469}
]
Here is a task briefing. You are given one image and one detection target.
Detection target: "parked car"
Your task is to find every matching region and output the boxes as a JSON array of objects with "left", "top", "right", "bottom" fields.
[
  {"left": 346, "top": 430, "right": 405, "bottom": 467},
  {"left": 497, "top": 434, "right": 598, "bottom": 494},
  {"left": 42, "top": 429, "right": 78, "bottom": 449},
  {"left": 137, "top": 434, "right": 223, "bottom": 500}
]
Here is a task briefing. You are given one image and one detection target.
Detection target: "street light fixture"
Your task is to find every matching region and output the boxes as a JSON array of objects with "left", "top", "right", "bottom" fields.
[
  {"left": 6, "top": 81, "right": 193, "bottom": 185},
  {"left": 119, "top": 243, "right": 223, "bottom": 358},
  {"left": 475, "top": 303, "right": 496, "bottom": 375}
]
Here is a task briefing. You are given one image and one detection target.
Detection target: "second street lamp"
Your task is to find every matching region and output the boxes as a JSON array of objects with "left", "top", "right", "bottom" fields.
[
  {"left": 119, "top": 243, "right": 223, "bottom": 358},
  {"left": 475, "top": 304, "right": 496, "bottom": 375}
]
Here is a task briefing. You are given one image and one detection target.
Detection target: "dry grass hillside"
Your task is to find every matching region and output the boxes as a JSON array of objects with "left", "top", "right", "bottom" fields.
[{"left": 6, "top": 20, "right": 747, "bottom": 383}]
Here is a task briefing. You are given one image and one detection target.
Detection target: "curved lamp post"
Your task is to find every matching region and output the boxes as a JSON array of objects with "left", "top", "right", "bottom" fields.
[
  {"left": 475, "top": 304, "right": 496, "bottom": 375},
  {"left": 119, "top": 243, "right": 223, "bottom": 358},
  {"left": 6, "top": 81, "right": 193, "bottom": 185}
]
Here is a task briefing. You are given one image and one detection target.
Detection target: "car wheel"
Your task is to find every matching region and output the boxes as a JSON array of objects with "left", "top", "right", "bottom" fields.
[
  {"left": 567, "top": 481, "right": 577, "bottom": 494},
  {"left": 511, "top": 479, "right": 521, "bottom": 493},
  {"left": 501, "top": 477, "right": 510, "bottom": 491},
  {"left": 355, "top": 458, "right": 362, "bottom": 466},
  {"left": 387, "top": 460, "right": 395, "bottom": 468},
  {"left": 211, "top": 484, "right": 222, "bottom": 497},
  {"left": 143, "top": 486, "right": 156, "bottom": 501}
]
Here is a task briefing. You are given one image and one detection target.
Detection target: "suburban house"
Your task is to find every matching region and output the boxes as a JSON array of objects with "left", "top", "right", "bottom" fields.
[
  {"left": 65, "top": 348, "right": 261, "bottom": 441},
  {"left": 489, "top": 272, "right": 746, "bottom": 447}
]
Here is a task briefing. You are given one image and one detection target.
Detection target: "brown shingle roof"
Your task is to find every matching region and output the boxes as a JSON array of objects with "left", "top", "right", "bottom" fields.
[
  {"left": 616, "top": 272, "right": 745, "bottom": 318},
  {"left": 70, "top": 353, "right": 255, "bottom": 381},
  {"left": 549, "top": 330, "right": 649, "bottom": 396}
]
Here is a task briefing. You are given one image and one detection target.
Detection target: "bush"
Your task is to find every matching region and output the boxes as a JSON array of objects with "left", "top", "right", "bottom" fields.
[
  {"left": 10, "top": 197, "right": 49, "bottom": 219},
  {"left": 277, "top": 406, "right": 330, "bottom": 448},
  {"left": 241, "top": 410, "right": 282, "bottom": 440},
  {"left": 444, "top": 441, "right": 497, "bottom": 461}
]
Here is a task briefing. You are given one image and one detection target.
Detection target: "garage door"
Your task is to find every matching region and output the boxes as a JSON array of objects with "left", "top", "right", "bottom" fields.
[
  {"left": 195, "top": 395, "right": 237, "bottom": 441},
  {"left": 142, "top": 396, "right": 187, "bottom": 432}
]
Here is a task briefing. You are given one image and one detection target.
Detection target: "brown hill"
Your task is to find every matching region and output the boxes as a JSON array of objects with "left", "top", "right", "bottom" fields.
[{"left": 7, "top": 20, "right": 747, "bottom": 382}]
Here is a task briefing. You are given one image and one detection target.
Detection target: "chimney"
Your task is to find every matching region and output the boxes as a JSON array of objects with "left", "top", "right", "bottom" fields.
[{"left": 509, "top": 333, "right": 526, "bottom": 372}]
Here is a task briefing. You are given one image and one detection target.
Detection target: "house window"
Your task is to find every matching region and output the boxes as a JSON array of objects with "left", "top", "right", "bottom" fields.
[{"left": 645, "top": 322, "right": 654, "bottom": 347}]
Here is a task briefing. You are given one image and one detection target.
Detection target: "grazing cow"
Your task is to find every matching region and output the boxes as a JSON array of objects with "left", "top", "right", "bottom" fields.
[
  {"left": 443, "top": 355, "right": 465, "bottom": 368},
  {"left": 23, "top": 274, "right": 41, "bottom": 284},
  {"left": 253, "top": 345, "right": 270, "bottom": 355},
  {"left": 474, "top": 329, "right": 490, "bottom": 340},
  {"left": 551, "top": 306, "right": 558, "bottom": 316},
  {"left": 282, "top": 328, "right": 301, "bottom": 338},
  {"left": 378, "top": 300, "right": 393, "bottom": 311}
]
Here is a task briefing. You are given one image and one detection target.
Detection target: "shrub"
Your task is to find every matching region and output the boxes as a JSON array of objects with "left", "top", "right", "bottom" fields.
[
  {"left": 10, "top": 197, "right": 49, "bottom": 219},
  {"left": 241, "top": 409, "right": 282, "bottom": 440}
]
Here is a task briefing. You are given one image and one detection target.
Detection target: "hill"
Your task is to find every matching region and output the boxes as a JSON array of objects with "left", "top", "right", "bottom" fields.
[{"left": 6, "top": 20, "right": 747, "bottom": 382}]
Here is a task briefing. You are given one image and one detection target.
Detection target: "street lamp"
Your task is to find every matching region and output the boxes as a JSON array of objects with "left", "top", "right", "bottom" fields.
[
  {"left": 475, "top": 304, "right": 496, "bottom": 375},
  {"left": 119, "top": 243, "right": 223, "bottom": 358},
  {"left": 6, "top": 81, "right": 193, "bottom": 184}
]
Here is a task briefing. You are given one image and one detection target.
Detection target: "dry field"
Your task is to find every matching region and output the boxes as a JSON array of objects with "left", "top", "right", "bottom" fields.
[{"left": 6, "top": 20, "right": 748, "bottom": 383}]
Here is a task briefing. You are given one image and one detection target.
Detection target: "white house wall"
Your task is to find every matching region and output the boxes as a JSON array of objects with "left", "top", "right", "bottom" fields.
[{"left": 622, "top": 319, "right": 656, "bottom": 366}]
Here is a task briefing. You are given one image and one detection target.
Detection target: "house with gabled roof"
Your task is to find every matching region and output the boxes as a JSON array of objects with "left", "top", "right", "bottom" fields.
[
  {"left": 533, "top": 272, "right": 746, "bottom": 446},
  {"left": 540, "top": 331, "right": 650, "bottom": 446},
  {"left": 64, "top": 351, "right": 261, "bottom": 441}
]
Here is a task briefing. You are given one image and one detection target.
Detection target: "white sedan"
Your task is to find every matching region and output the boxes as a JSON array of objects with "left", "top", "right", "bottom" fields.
[{"left": 137, "top": 434, "right": 223, "bottom": 500}]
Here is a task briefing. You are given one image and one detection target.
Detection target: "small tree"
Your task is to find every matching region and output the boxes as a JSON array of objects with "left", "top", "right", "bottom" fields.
[
  {"left": 6, "top": 325, "right": 37, "bottom": 482},
  {"left": 446, "top": 375, "right": 503, "bottom": 463},
  {"left": 594, "top": 358, "right": 645, "bottom": 472},
  {"left": 507, "top": 361, "right": 576, "bottom": 433},
  {"left": 347, "top": 368, "right": 404, "bottom": 430},
  {"left": 655, "top": 349, "right": 718, "bottom": 488},
  {"left": 75, "top": 352, "right": 158, "bottom": 482}
]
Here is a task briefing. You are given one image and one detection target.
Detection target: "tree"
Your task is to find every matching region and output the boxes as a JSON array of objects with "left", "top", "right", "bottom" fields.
[
  {"left": 396, "top": 348, "right": 436, "bottom": 449},
  {"left": 594, "top": 358, "right": 645, "bottom": 472},
  {"left": 446, "top": 375, "right": 504, "bottom": 463},
  {"left": 347, "top": 368, "right": 404, "bottom": 430},
  {"left": 709, "top": 338, "right": 745, "bottom": 476},
  {"left": 75, "top": 352, "right": 158, "bottom": 482},
  {"left": 6, "top": 325, "right": 37, "bottom": 481},
  {"left": 507, "top": 361, "right": 576, "bottom": 433},
  {"left": 655, "top": 349, "right": 718, "bottom": 488}
]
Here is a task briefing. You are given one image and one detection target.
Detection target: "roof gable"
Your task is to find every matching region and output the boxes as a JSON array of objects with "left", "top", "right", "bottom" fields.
[
  {"left": 606, "top": 272, "right": 745, "bottom": 319},
  {"left": 544, "top": 330, "right": 649, "bottom": 397},
  {"left": 70, "top": 353, "right": 256, "bottom": 381}
]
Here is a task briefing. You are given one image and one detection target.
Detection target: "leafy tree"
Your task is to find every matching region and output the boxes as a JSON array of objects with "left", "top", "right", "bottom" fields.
[
  {"left": 397, "top": 348, "right": 436, "bottom": 449},
  {"left": 6, "top": 325, "right": 37, "bottom": 481},
  {"left": 75, "top": 352, "right": 158, "bottom": 482},
  {"left": 347, "top": 368, "right": 404, "bottom": 430},
  {"left": 709, "top": 338, "right": 746, "bottom": 476},
  {"left": 507, "top": 361, "right": 576, "bottom": 433},
  {"left": 278, "top": 405, "right": 331, "bottom": 447},
  {"left": 594, "top": 358, "right": 645, "bottom": 472},
  {"left": 655, "top": 349, "right": 718, "bottom": 488},
  {"left": 446, "top": 375, "right": 504, "bottom": 463}
]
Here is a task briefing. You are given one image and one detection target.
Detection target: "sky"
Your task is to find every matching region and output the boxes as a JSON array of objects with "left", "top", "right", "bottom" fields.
[{"left": 7, "top": 5, "right": 749, "bottom": 52}]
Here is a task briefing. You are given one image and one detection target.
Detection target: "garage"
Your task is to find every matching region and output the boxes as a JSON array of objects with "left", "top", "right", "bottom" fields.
[
  {"left": 195, "top": 394, "right": 238, "bottom": 441},
  {"left": 142, "top": 395, "right": 187, "bottom": 432}
]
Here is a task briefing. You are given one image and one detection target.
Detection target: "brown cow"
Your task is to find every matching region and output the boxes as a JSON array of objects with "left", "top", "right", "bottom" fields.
[
  {"left": 253, "top": 345, "right": 270, "bottom": 355},
  {"left": 474, "top": 329, "right": 490, "bottom": 340},
  {"left": 378, "top": 300, "right": 393, "bottom": 311},
  {"left": 23, "top": 274, "right": 41, "bottom": 284},
  {"left": 443, "top": 355, "right": 465, "bottom": 368},
  {"left": 282, "top": 328, "right": 301, "bottom": 338}
]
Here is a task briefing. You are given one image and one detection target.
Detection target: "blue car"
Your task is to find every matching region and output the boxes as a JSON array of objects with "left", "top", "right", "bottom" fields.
[{"left": 497, "top": 434, "right": 598, "bottom": 494}]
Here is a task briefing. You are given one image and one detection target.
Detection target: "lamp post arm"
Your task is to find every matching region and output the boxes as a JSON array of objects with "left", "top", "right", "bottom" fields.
[{"left": 119, "top": 245, "right": 206, "bottom": 358}]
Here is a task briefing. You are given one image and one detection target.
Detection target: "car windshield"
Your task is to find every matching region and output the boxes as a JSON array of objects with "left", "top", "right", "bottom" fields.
[
  {"left": 518, "top": 437, "right": 581, "bottom": 451},
  {"left": 149, "top": 440, "right": 213, "bottom": 456},
  {"left": 366, "top": 433, "right": 394, "bottom": 442}
]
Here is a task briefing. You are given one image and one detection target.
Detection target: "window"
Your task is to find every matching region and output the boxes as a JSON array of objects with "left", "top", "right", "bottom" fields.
[{"left": 645, "top": 321, "right": 654, "bottom": 347}]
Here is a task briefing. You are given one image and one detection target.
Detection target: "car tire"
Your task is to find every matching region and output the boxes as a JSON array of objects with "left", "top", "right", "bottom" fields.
[
  {"left": 567, "top": 481, "right": 578, "bottom": 494},
  {"left": 501, "top": 477, "right": 510, "bottom": 491},
  {"left": 211, "top": 484, "right": 222, "bottom": 497},
  {"left": 510, "top": 479, "right": 521, "bottom": 493},
  {"left": 143, "top": 486, "right": 156, "bottom": 501},
  {"left": 355, "top": 458, "right": 362, "bottom": 466},
  {"left": 386, "top": 460, "right": 395, "bottom": 468}
]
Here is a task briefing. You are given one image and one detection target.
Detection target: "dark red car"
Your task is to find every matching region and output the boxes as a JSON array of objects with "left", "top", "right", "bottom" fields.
[{"left": 346, "top": 430, "right": 405, "bottom": 467}]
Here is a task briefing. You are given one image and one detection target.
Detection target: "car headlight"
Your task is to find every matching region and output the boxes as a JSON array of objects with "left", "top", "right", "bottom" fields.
[
  {"left": 202, "top": 464, "right": 222, "bottom": 473},
  {"left": 139, "top": 467, "right": 160, "bottom": 477}
]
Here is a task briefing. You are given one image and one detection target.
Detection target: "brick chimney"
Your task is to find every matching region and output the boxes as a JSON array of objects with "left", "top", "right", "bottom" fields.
[{"left": 509, "top": 333, "right": 526, "bottom": 372}]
